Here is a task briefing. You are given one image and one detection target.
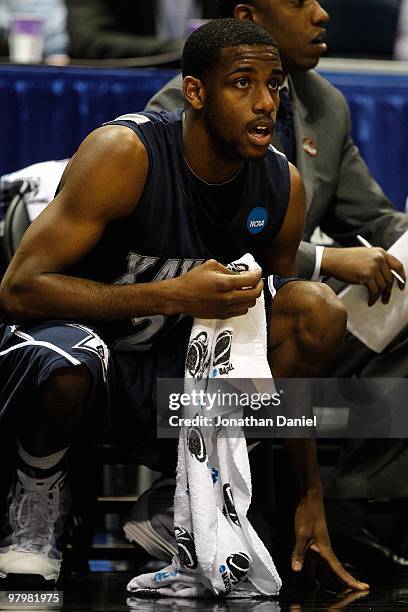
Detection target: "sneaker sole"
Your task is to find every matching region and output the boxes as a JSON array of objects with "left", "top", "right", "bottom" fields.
[
  {"left": 124, "top": 519, "right": 177, "bottom": 562},
  {"left": 123, "top": 479, "right": 177, "bottom": 562}
]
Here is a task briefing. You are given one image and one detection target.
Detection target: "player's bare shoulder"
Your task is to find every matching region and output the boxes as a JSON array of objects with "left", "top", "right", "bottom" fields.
[{"left": 59, "top": 123, "right": 149, "bottom": 223}]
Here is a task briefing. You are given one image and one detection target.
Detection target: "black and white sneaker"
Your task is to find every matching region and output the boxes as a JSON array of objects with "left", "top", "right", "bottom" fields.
[
  {"left": 123, "top": 478, "right": 177, "bottom": 562},
  {"left": 0, "top": 463, "right": 70, "bottom": 585}
]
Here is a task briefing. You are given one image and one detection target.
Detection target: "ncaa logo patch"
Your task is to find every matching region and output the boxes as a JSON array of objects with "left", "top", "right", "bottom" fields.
[{"left": 247, "top": 206, "right": 269, "bottom": 235}]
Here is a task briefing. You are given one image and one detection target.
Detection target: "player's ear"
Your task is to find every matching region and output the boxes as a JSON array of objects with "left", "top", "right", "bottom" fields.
[
  {"left": 234, "top": 3, "right": 257, "bottom": 23},
  {"left": 183, "top": 76, "right": 205, "bottom": 110}
]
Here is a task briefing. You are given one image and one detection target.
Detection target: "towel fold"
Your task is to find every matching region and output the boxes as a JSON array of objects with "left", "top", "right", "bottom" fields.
[{"left": 127, "top": 254, "right": 281, "bottom": 599}]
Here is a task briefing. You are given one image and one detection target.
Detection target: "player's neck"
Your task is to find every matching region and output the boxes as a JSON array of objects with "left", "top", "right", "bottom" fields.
[{"left": 183, "top": 115, "right": 243, "bottom": 185}]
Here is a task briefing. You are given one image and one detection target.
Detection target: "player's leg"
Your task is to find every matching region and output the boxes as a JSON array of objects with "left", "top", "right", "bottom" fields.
[
  {"left": 0, "top": 321, "right": 110, "bottom": 585},
  {"left": 266, "top": 278, "right": 348, "bottom": 377},
  {"left": 119, "top": 320, "right": 191, "bottom": 561},
  {"left": 18, "top": 365, "right": 91, "bottom": 457},
  {"left": 262, "top": 278, "right": 347, "bottom": 570}
]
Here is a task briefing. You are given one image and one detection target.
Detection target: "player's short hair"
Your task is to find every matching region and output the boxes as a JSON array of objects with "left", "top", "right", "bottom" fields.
[
  {"left": 216, "top": 0, "right": 257, "bottom": 18},
  {"left": 182, "top": 18, "right": 278, "bottom": 80}
]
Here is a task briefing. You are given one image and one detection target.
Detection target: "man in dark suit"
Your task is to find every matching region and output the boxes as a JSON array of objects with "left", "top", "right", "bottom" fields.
[{"left": 146, "top": 0, "right": 408, "bottom": 537}]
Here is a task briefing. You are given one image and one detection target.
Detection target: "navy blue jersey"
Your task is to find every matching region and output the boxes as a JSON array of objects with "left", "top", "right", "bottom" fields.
[{"left": 71, "top": 110, "right": 291, "bottom": 351}]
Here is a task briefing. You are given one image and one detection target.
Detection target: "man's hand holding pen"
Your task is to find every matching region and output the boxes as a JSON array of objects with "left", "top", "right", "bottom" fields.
[{"left": 320, "top": 240, "right": 406, "bottom": 306}]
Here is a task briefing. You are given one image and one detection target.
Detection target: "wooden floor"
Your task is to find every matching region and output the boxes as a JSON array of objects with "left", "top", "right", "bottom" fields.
[
  {"left": 2, "top": 563, "right": 408, "bottom": 611},
  {"left": 61, "top": 570, "right": 408, "bottom": 610}
]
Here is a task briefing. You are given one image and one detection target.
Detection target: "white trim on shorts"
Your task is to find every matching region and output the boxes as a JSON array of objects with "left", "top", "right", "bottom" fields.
[
  {"left": 268, "top": 275, "right": 277, "bottom": 299},
  {"left": 0, "top": 328, "right": 81, "bottom": 366}
]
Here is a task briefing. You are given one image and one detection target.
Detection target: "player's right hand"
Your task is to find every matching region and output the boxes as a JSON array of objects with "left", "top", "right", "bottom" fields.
[{"left": 170, "top": 259, "right": 263, "bottom": 319}]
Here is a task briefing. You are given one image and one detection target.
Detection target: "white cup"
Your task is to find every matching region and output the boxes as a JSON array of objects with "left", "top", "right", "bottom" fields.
[{"left": 9, "top": 15, "right": 44, "bottom": 64}]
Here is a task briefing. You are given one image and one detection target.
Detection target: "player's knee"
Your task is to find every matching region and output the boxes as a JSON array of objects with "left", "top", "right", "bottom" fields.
[
  {"left": 294, "top": 283, "right": 347, "bottom": 358},
  {"left": 40, "top": 365, "right": 93, "bottom": 411}
]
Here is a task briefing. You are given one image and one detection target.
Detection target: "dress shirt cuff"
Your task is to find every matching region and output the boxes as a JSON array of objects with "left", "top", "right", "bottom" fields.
[{"left": 311, "top": 245, "right": 325, "bottom": 282}]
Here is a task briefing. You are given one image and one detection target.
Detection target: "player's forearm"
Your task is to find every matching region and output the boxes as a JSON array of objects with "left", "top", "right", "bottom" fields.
[
  {"left": 283, "top": 438, "right": 323, "bottom": 497},
  {"left": 0, "top": 273, "right": 179, "bottom": 324},
  {"left": 0, "top": 259, "right": 263, "bottom": 324}
]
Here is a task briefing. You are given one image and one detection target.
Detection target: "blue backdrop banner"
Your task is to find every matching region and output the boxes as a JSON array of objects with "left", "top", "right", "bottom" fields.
[
  {"left": 319, "top": 70, "right": 408, "bottom": 212},
  {"left": 0, "top": 65, "right": 176, "bottom": 177},
  {"left": 0, "top": 65, "right": 407, "bottom": 210}
]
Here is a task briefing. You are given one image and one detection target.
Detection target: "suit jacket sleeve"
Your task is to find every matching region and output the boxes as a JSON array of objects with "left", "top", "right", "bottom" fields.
[
  {"left": 297, "top": 241, "right": 319, "bottom": 279},
  {"left": 297, "top": 79, "right": 408, "bottom": 279},
  {"left": 145, "top": 74, "right": 185, "bottom": 111}
]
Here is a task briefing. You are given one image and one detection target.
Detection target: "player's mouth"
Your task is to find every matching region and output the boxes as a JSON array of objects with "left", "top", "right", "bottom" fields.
[
  {"left": 310, "top": 31, "right": 327, "bottom": 52},
  {"left": 247, "top": 122, "right": 274, "bottom": 147}
]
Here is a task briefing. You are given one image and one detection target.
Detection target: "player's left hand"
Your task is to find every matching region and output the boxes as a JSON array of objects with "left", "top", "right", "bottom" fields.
[{"left": 291, "top": 489, "right": 369, "bottom": 591}]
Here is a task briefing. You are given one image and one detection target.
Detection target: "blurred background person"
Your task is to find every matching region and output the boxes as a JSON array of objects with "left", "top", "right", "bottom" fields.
[
  {"left": 395, "top": 0, "right": 408, "bottom": 59},
  {"left": 67, "top": 0, "right": 217, "bottom": 60},
  {"left": 321, "top": 0, "right": 400, "bottom": 59},
  {"left": 0, "top": 2, "right": 8, "bottom": 55},
  {"left": 0, "top": 0, "right": 68, "bottom": 59}
]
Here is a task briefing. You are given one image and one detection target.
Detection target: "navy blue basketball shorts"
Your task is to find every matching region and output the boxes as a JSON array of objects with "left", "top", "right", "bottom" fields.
[{"left": 0, "top": 275, "right": 298, "bottom": 471}]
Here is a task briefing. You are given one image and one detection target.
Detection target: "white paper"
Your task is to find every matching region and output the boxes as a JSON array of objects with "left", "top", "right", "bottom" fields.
[{"left": 338, "top": 231, "right": 408, "bottom": 353}]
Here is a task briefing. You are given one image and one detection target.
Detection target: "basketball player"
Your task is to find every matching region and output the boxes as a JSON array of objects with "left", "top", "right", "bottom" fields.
[{"left": 0, "top": 19, "right": 367, "bottom": 590}]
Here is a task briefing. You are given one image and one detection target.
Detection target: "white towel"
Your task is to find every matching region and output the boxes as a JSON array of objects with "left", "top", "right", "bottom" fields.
[{"left": 127, "top": 254, "right": 281, "bottom": 599}]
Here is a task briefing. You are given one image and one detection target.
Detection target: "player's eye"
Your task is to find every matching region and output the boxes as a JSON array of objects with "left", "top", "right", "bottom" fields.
[
  {"left": 269, "top": 80, "right": 280, "bottom": 91},
  {"left": 235, "top": 77, "right": 249, "bottom": 88}
]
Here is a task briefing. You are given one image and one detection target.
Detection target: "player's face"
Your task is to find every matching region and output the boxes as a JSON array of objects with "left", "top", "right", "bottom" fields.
[
  {"left": 252, "top": 0, "right": 329, "bottom": 73},
  {"left": 202, "top": 45, "right": 283, "bottom": 162}
]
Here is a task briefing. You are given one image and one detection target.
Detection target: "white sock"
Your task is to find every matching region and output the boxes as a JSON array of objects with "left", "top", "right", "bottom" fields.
[{"left": 17, "top": 440, "right": 68, "bottom": 471}]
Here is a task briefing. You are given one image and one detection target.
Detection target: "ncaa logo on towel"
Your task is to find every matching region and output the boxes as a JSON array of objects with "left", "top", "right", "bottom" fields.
[
  {"left": 212, "top": 329, "right": 234, "bottom": 376},
  {"left": 223, "top": 483, "right": 241, "bottom": 526},
  {"left": 247, "top": 206, "right": 268, "bottom": 235},
  {"left": 226, "top": 552, "right": 251, "bottom": 584},
  {"left": 174, "top": 526, "right": 198, "bottom": 569},
  {"left": 187, "top": 425, "right": 207, "bottom": 463},
  {"left": 219, "top": 552, "right": 251, "bottom": 592},
  {"left": 186, "top": 331, "right": 209, "bottom": 380}
]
